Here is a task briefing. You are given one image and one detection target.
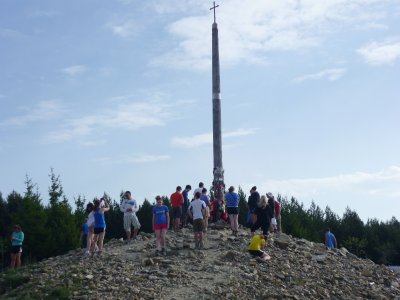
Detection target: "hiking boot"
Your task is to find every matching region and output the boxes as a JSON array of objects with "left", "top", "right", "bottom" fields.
[
  {"left": 162, "top": 248, "right": 167, "bottom": 256},
  {"left": 155, "top": 249, "right": 160, "bottom": 256}
]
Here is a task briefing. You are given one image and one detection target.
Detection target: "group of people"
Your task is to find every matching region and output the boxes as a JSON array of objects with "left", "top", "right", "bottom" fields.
[{"left": 79, "top": 183, "right": 284, "bottom": 255}]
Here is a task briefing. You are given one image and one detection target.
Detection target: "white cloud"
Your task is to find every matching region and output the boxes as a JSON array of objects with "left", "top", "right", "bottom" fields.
[
  {"left": 61, "top": 65, "right": 87, "bottom": 76},
  {"left": 0, "top": 27, "right": 25, "bottom": 39},
  {"left": 150, "top": 0, "right": 392, "bottom": 70},
  {"left": 293, "top": 68, "right": 347, "bottom": 82},
  {"left": 47, "top": 101, "right": 173, "bottom": 142},
  {"left": 357, "top": 40, "right": 400, "bottom": 65},
  {"left": 258, "top": 165, "right": 400, "bottom": 200},
  {"left": 106, "top": 19, "right": 141, "bottom": 38},
  {"left": 0, "top": 100, "right": 67, "bottom": 127},
  {"left": 171, "top": 128, "right": 257, "bottom": 148}
]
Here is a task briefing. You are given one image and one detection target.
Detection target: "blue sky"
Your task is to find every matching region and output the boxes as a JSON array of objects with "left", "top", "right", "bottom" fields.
[{"left": 1, "top": 0, "right": 399, "bottom": 222}]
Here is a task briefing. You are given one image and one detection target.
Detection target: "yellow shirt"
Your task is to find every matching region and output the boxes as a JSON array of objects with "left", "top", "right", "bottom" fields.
[{"left": 248, "top": 235, "right": 265, "bottom": 251}]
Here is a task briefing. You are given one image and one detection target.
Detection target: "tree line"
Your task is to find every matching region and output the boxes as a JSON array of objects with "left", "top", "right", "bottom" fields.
[{"left": 0, "top": 171, "right": 399, "bottom": 270}]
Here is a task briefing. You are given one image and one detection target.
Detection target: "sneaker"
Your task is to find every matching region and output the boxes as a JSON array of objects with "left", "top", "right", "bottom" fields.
[
  {"left": 155, "top": 249, "right": 160, "bottom": 256},
  {"left": 83, "top": 251, "right": 90, "bottom": 257},
  {"left": 162, "top": 248, "right": 167, "bottom": 256}
]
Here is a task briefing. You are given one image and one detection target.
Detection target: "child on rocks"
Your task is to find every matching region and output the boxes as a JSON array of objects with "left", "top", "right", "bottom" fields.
[
  {"left": 248, "top": 234, "right": 270, "bottom": 261},
  {"left": 152, "top": 195, "right": 170, "bottom": 255}
]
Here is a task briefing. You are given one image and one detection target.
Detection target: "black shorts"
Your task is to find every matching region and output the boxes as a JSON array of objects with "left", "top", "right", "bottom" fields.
[
  {"left": 251, "top": 221, "right": 270, "bottom": 235},
  {"left": 173, "top": 206, "right": 182, "bottom": 218},
  {"left": 94, "top": 227, "right": 105, "bottom": 234},
  {"left": 227, "top": 207, "right": 239, "bottom": 215},
  {"left": 248, "top": 250, "right": 264, "bottom": 257},
  {"left": 11, "top": 245, "right": 22, "bottom": 254}
]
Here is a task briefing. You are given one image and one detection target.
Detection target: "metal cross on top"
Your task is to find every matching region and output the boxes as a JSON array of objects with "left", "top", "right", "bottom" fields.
[{"left": 210, "top": 1, "right": 219, "bottom": 23}]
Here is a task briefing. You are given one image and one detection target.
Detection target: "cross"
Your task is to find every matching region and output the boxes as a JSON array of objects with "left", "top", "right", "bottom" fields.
[{"left": 210, "top": 1, "right": 219, "bottom": 23}]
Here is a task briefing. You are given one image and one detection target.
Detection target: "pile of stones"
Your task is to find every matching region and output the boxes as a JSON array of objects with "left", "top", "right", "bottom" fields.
[{"left": 1, "top": 226, "right": 399, "bottom": 299}]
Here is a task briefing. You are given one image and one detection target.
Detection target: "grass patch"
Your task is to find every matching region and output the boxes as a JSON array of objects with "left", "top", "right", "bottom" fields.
[
  {"left": 46, "top": 287, "right": 73, "bottom": 300},
  {"left": 1, "top": 270, "right": 30, "bottom": 291}
]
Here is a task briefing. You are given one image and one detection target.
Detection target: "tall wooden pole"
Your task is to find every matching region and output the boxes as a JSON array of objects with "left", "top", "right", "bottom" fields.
[{"left": 210, "top": 2, "right": 225, "bottom": 206}]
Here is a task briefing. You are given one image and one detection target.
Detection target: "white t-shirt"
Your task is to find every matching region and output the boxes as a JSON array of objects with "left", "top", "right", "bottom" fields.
[
  {"left": 193, "top": 188, "right": 203, "bottom": 198},
  {"left": 120, "top": 199, "right": 138, "bottom": 216},
  {"left": 188, "top": 199, "right": 206, "bottom": 220},
  {"left": 86, "top": 211, "right": 95, "bottom": 227}
]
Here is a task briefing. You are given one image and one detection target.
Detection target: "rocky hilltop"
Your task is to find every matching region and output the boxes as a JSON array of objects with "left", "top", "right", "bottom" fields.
[{"left": 1, "top": 226, "right": 400, "bottom": 300}]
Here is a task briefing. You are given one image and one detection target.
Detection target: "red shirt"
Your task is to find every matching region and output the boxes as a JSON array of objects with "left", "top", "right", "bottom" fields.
[{"left": 170, "top": 192, "right": 184, "bottom": 207}]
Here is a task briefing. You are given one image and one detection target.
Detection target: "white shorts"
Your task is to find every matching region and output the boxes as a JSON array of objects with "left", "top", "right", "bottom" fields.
[{"left": 124, "top": 214, "right": 141, "bottom": 231}]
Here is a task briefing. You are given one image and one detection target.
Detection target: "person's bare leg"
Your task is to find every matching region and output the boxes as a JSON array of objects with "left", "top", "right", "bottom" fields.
[{"left": 16, "top": 253, "right": 21, "bottom": 268}]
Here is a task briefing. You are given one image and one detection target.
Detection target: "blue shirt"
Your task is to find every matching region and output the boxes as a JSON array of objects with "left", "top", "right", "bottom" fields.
[
  {"left": 12, "top": 231, "right": 24, "bottom": 246},
  {"left": 326, "top": 231, "right": 336, "bottom": 249},
  {"left": 200, "top": 194, "right": 210, "bottom": 206},
  {"left": 225, "top": 192, "right": 239, "bottom": 207},
  {"left": 182, "top": 190, "right": 190, "bottom": 208},
  {"left": 153, "top": 205, "right": 169, "bottom": 225},
  {"left": 94, "top": 208, "right": 106, "bottom": 229}
]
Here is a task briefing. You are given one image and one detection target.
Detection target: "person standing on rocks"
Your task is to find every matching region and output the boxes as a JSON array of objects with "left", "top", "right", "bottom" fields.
[
  {"left": 274, "top": 197, "right": 282, "bottom": 235},
  {"left": 188, "top": 191, "right": 206, "bottom": 249},
  {"left": 120, "top": 191, "right": 141, "bottom": 241},
  {"left": 193, "top": 182, "right": 205, "bottom": 199},
  {"left": 10, "top": 224, "right": 24, "bottom": 268},
  {"left": 84, "top": 202, "right": 95, "bottom": 255},
  {"left": 325, "top": 228, "right": 337, "bottom": 250},
  {"left": 91, "top": 196, "right": 110, "bottom": 254},
  {"left": 170, "top": 186, "right": 184, "bottom": 231},
  {"left": 247, "top": 186, "right": 260, "bottom": 226},
  {"left": 200, "top": 188, "right": 210, "bottom": 234},
  {"left": 251, "top": 195, "right": 271, "bottom": 236},
  {"left": 182, "top": 185, "right": 191, "bottom": 227},
  {"left": 248, "top": 234, "right": 270, "bottom": 261},
  {"left": 225, "top": 186, "right": 240, "bottom": 236},
  {"left": 153, "top": 195, "right": 170, "bottom": 255}
]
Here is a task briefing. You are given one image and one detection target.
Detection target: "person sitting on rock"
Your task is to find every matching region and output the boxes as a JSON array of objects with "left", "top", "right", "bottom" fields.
[
  {"left": 248, "top": 234, "right": 270, "bottom": 261},
  {"left": 188, "top": 191, "right": 206, "bottom": 249},
  {"left": 324, "top": 228, "right": 337, "bottom": 250},
  {"left": 251, "top": 195, "right": 271, "bottom": 236}
]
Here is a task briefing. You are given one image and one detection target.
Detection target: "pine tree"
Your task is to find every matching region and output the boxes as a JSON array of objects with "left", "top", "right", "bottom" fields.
[
  {"left": 44, "top": 169, "right": 79, "bottom": 257},
  {"left": 137, "top": 199, "right": 153, "bottom": 233},
  {"left": 237, "top": 186, "right": 248, "bottom": 226}
]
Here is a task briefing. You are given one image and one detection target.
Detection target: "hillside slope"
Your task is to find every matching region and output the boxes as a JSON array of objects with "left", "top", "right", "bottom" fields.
[{"left": 1, "top": 227, "right": 400, "bottom": 299}]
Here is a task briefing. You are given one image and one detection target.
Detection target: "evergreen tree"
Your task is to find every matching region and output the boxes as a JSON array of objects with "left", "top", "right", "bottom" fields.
[
  {"left": 74, "top": 195, "right": 87, "bottom": 233},
  {"left": 19, "top": 176, "right": 47, "bottom": 262},
  {"left": 136, "top": 199, "right": 153, "bottom": 233},
  {"left": 44, "top": 169, "right": 79, "bottom": 257},
  {"left": 237, "top": 186, "right": 248, "bottom": 226}
]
